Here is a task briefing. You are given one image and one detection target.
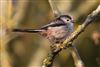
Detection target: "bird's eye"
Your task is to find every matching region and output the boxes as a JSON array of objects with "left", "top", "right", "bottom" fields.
[{"left": 67, "top": 19, "right": 69, "bottom": 21}]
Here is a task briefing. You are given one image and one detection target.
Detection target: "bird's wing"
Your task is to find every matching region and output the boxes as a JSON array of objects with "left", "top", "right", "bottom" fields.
[{"left": 41, "top": 20, "right": 66, "bottom": 29}]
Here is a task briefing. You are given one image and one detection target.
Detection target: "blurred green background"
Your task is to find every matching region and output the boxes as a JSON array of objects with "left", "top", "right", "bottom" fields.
[{"left": 0, "top": 0, "right": 100, "bottom": 67}]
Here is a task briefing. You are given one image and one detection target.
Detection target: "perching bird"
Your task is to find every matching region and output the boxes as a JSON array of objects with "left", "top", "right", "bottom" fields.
[{"left": 13, "top": 15, "right": 74, "bottom": 49}]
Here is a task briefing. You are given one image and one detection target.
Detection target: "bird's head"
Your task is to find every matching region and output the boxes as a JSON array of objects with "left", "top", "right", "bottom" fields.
[
  {"left": 58, "top": 15, "right": 74, "bottom": 32},
  {"left": 58, "top": 15, "right": 74, "bottom": 23}
]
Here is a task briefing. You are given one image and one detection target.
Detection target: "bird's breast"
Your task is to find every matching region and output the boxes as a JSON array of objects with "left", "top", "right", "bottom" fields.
[{"left": 47, "top": 26, "right": 70, "bottom": 39}]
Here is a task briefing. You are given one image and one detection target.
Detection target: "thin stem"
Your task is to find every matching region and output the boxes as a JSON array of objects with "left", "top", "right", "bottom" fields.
[{"left": 48, "top": 0, "right": 61, "bottom": 17}]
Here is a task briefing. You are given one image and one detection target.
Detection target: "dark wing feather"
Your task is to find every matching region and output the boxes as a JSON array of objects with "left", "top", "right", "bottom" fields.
[{"left": 41, "top": 20, "right": 66, "bottom": 29}]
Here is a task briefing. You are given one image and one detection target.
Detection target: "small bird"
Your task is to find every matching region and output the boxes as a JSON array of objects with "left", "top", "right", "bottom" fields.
[{"left": 13, "top": 15, "right": 74, "bottom": 49}]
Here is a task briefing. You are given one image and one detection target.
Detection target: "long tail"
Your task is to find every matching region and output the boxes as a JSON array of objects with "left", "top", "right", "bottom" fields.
[{"left": 13, "top": 29, "right": 43, "bottom": 33}]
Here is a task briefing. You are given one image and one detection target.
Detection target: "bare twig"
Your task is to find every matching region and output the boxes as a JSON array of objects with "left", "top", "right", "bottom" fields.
[
  {"left": 42, "top": 5, "right": 100, "bottom": 67},
  {"left": 68, "top": 44, "right": 84, "bottom": 67},
  {"left": 48, "top": 0, "right": 61, "bottom": 17}
]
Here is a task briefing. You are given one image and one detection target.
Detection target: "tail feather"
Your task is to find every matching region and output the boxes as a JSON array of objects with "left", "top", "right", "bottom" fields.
[{"left": 13, "top": 29, "right": 43, "bottom": 33}]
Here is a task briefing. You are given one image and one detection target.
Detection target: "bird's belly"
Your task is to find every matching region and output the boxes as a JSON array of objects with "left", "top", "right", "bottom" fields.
[{"left": 53, "top": 29, "right": 67, "bottom": 38}]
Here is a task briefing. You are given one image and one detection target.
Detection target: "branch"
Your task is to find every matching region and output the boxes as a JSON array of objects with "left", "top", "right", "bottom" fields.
[
  {"left": 42, "top": 5, "right": 100, "bottom": 67},
  {"left": 42, "top": 48, "right": 61, "bottom": 67},
  {"left": 48, "top": 0, "right": 61, "bottom": 17},
  {"left": 62, "top": 5, "right": 100, "bottom": 48}
]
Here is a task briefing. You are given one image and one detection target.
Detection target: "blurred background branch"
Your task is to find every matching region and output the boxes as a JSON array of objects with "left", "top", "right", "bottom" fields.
[
  {"left": 0, "top": 0, "right": 29, "bottom": 67},
  {"left": 0, "top": 0, "right": 13, "bottom": 67}
]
